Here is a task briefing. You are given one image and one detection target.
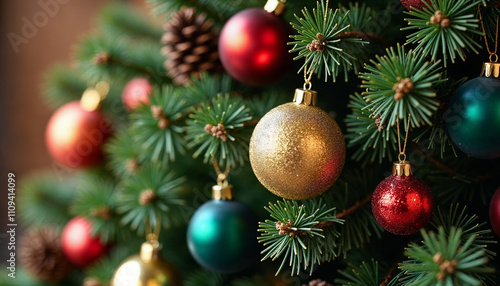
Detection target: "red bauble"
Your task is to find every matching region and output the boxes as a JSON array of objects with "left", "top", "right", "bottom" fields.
[
  {"left": 489, "top": 187, "right": 500, "bottom": 237},
  {"left": 218, "top": 8, "right": 292, "bottom": 86},
  {"left": 45, "top": 101, "right": 112, "bottom": 168},
  {"left": 61, "top": 217, "right": 108, "bottom": 267},
  {"left": 372, "top": 172, "right": 434, "bottom": 235},
  {"left": 122, "top": 77, "right": 153, "bottom": 111},
  {"left": 400, "top": 0, "right": 430, "bottom": 10}
]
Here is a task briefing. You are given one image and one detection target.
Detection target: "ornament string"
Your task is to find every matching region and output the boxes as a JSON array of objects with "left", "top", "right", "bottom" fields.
[
  {"left": 396, "top": 114, "right": 411, "bottom": 163},
  {"left": 212, "top": 158, "right": 230, "bottom": 186},
  {"left": 303, "top": 59, "right": 313, "bottom": 90},
  {"left": 145, "top": 216, "right": 162, "bottom": 243},
  {"left": 478, "top": 5, "right": 499, "bottom": 62}
]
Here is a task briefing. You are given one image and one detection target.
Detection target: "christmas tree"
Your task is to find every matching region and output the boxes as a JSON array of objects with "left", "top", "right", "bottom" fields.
[{"left": 4, "top": 0, "right": 500, "bottom": 285}]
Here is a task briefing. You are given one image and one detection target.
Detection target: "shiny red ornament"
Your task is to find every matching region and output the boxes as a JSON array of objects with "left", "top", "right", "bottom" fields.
[
  {"left": 61, "top": 217, "right": 108, "bottom": 267},
  {"left": 122, "top": 78, "right": 153, "bottom": 111},
  {"left": 372, "top": 163, "right": 434, "bottom": 235},
  {"left": 400, "top": 0, "right": 430, "bottom": 10},
  {"left": 45, "top": 101, "right": 112, "bottom": 168},
  {"left": 489, "top": 187, "right": 500, "bottom": 237},
  {"left": 218, "top": 8, "right": 292, "bottom": 86}
]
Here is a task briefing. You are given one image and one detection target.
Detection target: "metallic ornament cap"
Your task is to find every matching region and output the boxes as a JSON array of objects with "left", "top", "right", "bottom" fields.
[
  {"left": 264, "top": 0, "right": 286, "bottom": 16},
  {"left": 293, "top": 88, "right": 317, "bottom": 106},
  {"left": 392, "top": 161, "right": 413, "bottom": 177},
  {"left": 140, "top": 241, "right": 161, "bottom": 263},
  {"left": 212, "top": 184, "right": 234, "bottom": 201},
  {"left": 481, "top": 62, "right": 500, "bottom": 78}
]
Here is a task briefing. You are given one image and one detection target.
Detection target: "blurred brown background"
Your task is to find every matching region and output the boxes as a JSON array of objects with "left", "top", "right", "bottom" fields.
[{"left": 0, "top": 0, "right": 145, "bottom": 262}]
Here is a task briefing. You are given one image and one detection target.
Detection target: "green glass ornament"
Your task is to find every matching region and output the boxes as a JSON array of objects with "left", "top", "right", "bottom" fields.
[
  {"left": 445, "top": 62, "right": 500, "bottom": 159},
  {"left": 186, "top": 184, "right": 259, "bottom": 273}
]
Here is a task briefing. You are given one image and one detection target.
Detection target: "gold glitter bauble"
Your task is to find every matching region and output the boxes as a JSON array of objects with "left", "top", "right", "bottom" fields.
[
  {"left": 111, "top": 241, "right": 181, "bottom": 286},
  {"left": 249, "top": 90, "right": 345, "bottom": 200}
]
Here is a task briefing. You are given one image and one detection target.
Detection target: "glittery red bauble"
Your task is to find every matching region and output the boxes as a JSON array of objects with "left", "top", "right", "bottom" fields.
[
  {"left": 372, "top": 175, "right": 434, "bottom": 235},
  {"left": 45, "top": 101, "right": 112, "bottom": 168},
  {"left": 400, "top": 0, "right": 430, "bottom": 10},
  {"left": 62, "top": 217, "right": 108, "bottom": 267},
  {"left": 122, "top": 78, "right": 153, "bottom": 111},
  {"left": 489, "top": 187, "right": 500, "bottom": 237},
  {"left": 218, "top": 8, "right": 292, "bottom": 86}
]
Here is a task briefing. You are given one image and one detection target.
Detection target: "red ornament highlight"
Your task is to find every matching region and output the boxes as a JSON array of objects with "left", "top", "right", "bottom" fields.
[
  {"left": 61, "top": 217, "right": 108, "bottom": 267},
  {"left": 218, "top": 8, "right": 292, "bottom": 86},
  {"left": 400, "top": 0, "right": 430, "bottom": 10},
  {"left": 372, "top": 164, "right": 434, "bottom": 235},
  {"left": 489, "top": 187, "right": 500, "bottom": 237},
  {"left": 45, "top": 101, "right": 112, "bottom": 168},
  {"left": 122, "top": 78, "right": 153, "bottom": 111}
]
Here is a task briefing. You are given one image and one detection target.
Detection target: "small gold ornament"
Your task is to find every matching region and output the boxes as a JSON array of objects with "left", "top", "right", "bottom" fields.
[
  {"left": 249, "top": 89, "right": 345, "bottom": 200},
  {"left": 111, "top": 240, "right": 181, "bottom": 286}
]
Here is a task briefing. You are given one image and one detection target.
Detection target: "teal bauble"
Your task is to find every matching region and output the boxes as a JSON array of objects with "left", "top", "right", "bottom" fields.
[
  {"left": 186, "top": 185, "right": 259, "bottom": 273},
  {"left": 445, "top": 62, "right": 500, "bottom": 159}
]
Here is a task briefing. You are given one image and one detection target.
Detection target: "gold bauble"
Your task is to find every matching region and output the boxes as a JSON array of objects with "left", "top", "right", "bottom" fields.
[
  {"left": 249, "top": 89, "right": 345, "bottom": 200},
  {"left": 111, "top": 241, "right": 181, "bottom": 286}
]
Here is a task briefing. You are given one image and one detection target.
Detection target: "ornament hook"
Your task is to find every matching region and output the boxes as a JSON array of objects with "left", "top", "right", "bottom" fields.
[
  {"left": 479, "top": 5, "right": 499, "bottom": 63},
  {"left": 303, "top": 60, "right": 314, "bottom": 90},
  {"left": 397, "top": 114, "right": 411, "bottom": 163},
  {"left": 213, "top": 158, "right": 230, "bottom": 187},
  {"left": 145, "top": 216, "right": 162, "bottom": 243}
]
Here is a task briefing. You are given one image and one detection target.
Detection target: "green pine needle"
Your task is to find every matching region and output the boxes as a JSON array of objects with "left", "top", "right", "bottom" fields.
[
  {"left": 336, "top": 259, "right": 384, "bottom": 286},
  {"left": 258, "top": 199, "right": 342, "bottom": 276},
  {"left": 71, "top": 179, "right": 127, "bottom": 243},
  {"left": 42, "top": 64, "right": 88, "bottom": 109},
  {"left": 289, "top": 1, "right": 368, "bottom": 82},
  {"left": 345, "top": 93, "right": 399, "bottom": 164},
  {"left": 430, "top": 204, "right": 496, "bottom": 258},
  {"left": 399, "top": 227, "right": 494, "bottom": 285},
  {"left": 403, "top": 0, "right": 482, "bottom": 67},
  {"left": 104, "top": 129, "right": 142, "bottom": 178},
  {"left": 117, "top": 164, "right": 186, "bottom": 235},
  {"left": 182, "top": 73, "right": 233, "bottom": 104},
  {"left": 360, "top": 44, "right": 444, "bottom": 128},
  {"left": 185, "top": 94, "right": 253, "bottom": 168},
  {"left": 18, "top": 172, "right": 76, "bottom": 227},
  {"left": 129, "top": 85, "right": 191, "bottom": 165}
]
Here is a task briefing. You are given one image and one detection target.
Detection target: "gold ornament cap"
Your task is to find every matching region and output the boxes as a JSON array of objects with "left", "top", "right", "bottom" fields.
[
  {"left": 140, "top": 241, "right": 161, "bottom": 263},
  {"left": 480, "top": 62, "right": 500, "bottom": 78},
  {"left": 392, "top": 161, "right": 413, "bottom": 177},
  {"left": 293, "top": 88, "right": 317, "bottom": 106},
  {"left": 212, "top": 184, "right": 234, "bottom": 201},
  {"left": 264, "top": 0, "right": 286, "bottom": 16}
]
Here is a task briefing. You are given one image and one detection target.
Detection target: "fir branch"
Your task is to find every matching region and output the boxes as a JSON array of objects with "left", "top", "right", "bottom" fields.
[
  {"left": 84, "top": 246, "right": 132, "bottom": 285},
  {"left": 99, "top": 3, "right": 163, "bottom": 42},
  {"left": 246, "top": 91, "right": 289, "bottom": 119},
  {"left": 258, "top": 199, "right": 343, "bottom": 276},
  {"left": 327, "top": 169, "right": 383, "bottom": 258},
  {"left": 360, "top": 44, "right": 444, "bottom": 128},
  {"left": 335, "top": 259, "right": 385, "bottom": 286},
  {"left": 42, "top": 64, "right": 87, "bottom": 109},
  {"left": 117, "top": 164, "right": 186, "bottom": 234},
  {"left": 185, "top": 94, "right": 253, "bottom": 168},
  {"left": 18, "top": 173, "right": 76, "bottom": 227},
  {"left": 129, "top": 85, "right": 191, "bottom": 164},
  {"left": 182, "top": 73, "right": 233, "bottom": 104},
  {"left": 289, "top": 2, "right": 369, "bottom": 82},
  {"left": 71, "top": 179, "right": 127, "bottom": 243},
  {"left": 398, "top": 227, "right": 494, "bottom": 285},
  {"left": 77, "top": 35, "right": 167, "bottom": 83},
  {"left": 403, "top": 0, "right": 483, "bottom": 67},
  {"left": 345, "top": 93, "right": 398, "bottom": 164},
  {"left": 430, "top": 204, "right": 496, "bottom": 258},
  {"left": 104, "top": 129, "right": 142, "bottom": 178}
]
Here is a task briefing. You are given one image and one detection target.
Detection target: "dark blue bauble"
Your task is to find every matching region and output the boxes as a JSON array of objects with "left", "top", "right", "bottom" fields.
[
  {"left": 186, "top": 199, "right": 259, "bottom": 273},
  {"left": 445, "top": 76, "right": 500, "bottom": 159}
]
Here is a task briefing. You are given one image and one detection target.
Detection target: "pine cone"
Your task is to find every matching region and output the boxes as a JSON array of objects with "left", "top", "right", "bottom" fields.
[
  {"left": 302, "top": 279, "right": 333, "bottom": 286},
  {"left": 19, "top": 226, "right": 73, "bottom": 282},
  {"left": 161, "top": 7, "right": 221, "bottom": 85}
]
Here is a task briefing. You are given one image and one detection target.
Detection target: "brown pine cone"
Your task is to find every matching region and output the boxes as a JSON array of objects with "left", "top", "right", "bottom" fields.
[
  {"left": 161, "top": 7, "right": 221, "bottom": 85},
  {"left": 302, "top": 279, "right": 333, "bottom": 286},
  {"left": 19, "top": 226, "right": 73, "bottom": 282}
]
